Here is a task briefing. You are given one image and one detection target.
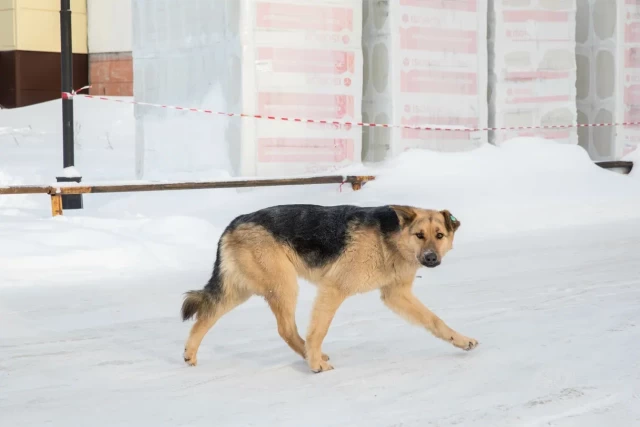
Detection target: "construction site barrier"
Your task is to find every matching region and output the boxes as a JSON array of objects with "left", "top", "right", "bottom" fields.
[
  {"left": 0, "top": 175, "right": 375, "bottom": 217},
  {"left": 0, "top": 160, "right": 633, "bottom": 217}
]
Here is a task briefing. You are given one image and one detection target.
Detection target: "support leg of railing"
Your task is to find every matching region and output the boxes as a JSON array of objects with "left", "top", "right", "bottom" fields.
[
  {"left": 51, "top": 193, "right": 63, "bottom": 216},
  {"left": 349, "top": 176, "right": 375, "bottom": 191}
]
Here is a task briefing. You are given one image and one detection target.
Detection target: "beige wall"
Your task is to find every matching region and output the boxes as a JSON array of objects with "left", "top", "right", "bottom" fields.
[
  {"left": 0, "top": 0, "right": 88, "bottom": 53},
  {"left": 0, "top": 0, "right": 16, "bottom": 50},
  {"left": 87, "top": 0, "right": 131, "bottom": 53}
]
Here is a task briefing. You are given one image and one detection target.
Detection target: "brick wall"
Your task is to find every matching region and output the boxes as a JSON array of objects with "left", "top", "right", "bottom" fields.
[{"left": 88, "top": 52, "right": 132, "bottom": 96}]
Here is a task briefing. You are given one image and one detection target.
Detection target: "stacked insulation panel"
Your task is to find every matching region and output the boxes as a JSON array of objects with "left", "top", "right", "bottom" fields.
[
  {"left": 576, "top": 0, "right": 640, "bottom": 160},
  {"left": 489, "top": 0, "right": 578, "bottom": 146},
  {"left": 133, "top": 0, "right": 363, "bottom": 179},
  {"left": 361, "top": 0, "right": 488, "bottom": 162}
]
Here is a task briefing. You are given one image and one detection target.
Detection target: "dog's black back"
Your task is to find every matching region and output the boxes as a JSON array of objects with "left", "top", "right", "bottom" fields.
[{"left": 227, "top": 204, "right": 401, "bottom": 268}]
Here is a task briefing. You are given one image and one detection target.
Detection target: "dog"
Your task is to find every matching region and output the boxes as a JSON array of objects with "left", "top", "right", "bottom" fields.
[{"left": 181, "top": 204, "right": 478, "bottom": 373}]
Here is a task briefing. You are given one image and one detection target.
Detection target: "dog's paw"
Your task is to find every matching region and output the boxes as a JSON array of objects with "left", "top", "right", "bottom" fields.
[
  {"left": 183, "top": 349, "right": 198, "bottom": 366},
  {"left": 451, "top": 335, "right": 478, "bottom": 351},
  {"left": 309, "top": 359, "right": 334, "bottom": 373},
  {"left": 304, "top": 352, "right": 330, "bottom": 361},
  {"left": 462, "top": 338, "right": 478, "bottom": 351}
]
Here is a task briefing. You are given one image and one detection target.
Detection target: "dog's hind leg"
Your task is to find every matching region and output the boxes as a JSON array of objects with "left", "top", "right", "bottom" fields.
[
  {"left": 265, "top": 283, "right": 307, "bottom": 359},
  {"left": 264, "top": 275, "right": 331, "bottom": 363},
  {"left": 183, "top": 288, "right": 251, "bottom": 366}
]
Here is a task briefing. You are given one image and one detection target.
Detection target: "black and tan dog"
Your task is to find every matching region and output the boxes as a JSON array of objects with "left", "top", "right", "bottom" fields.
[{"left": 181, "top": 204, "right": 478, "bottom": 373}]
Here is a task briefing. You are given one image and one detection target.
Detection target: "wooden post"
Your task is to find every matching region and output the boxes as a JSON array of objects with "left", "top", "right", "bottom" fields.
[
  {"left": 51, "top": 193, "right": 63, "bottom": 216},
  {"left": 349, "top": 175, "right": 375, "bottom": 191}
]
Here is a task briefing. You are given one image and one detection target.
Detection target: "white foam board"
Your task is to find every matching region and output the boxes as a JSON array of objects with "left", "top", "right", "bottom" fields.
[
  {"left": 489, "top": 0, "right": 578, "bottom": 146},
  {"left": 361, "top": 0, "right": 488, "bottom": 162},
  {"left": 132, "top": 0, "right": 363, "bottom": 179},
  {"left": 576, "top": 0, "right": 640, "bottom": 160}
]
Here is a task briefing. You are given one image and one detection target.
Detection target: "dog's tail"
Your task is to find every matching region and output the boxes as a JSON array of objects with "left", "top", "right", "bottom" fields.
[
  {"left": 180, "top": 289, "right": 218, "bottom": 321},
  {"left": 181, "top": 240, "right": 227, "bottom": 321}
]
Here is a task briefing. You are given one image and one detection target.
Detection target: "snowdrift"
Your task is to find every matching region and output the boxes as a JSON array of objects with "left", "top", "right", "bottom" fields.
[{"left": 1, "top": 97, "right": 639, "bottom": 284}]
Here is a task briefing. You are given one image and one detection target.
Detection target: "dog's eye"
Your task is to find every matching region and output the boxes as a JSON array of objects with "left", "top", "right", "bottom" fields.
[
  {"left": 436, "top": 233, "right": 444, "bottom": 239},
  {"left": 415, "top": 232, "right": 425, "bottom": 240}
]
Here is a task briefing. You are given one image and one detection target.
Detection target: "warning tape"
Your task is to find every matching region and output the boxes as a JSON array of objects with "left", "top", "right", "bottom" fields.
[{"left": 62, "top": 86, "right": 640, "bottom": 133}]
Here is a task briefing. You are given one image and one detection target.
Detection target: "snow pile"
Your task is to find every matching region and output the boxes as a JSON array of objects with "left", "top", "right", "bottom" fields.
[
  {"left": 0, "top": 97, "right": 135, "bottom": 184},
  {"left": 55, "top": 136, "right": 640, "bottom": 245},
  {"left": 0, "top": 170, "right": 37, "bottom": 213},
  {"left": 0, "top": 169, "right": 17, "bottom": 187},
  {"left": 3, "top": 132, "right": 639, "bottom": 284},
  {"left": 348, "top": 138, "right": 640, "bottom": 240},
  {"left": 0, "top": 214, "right": 222, "bottom": 286},
  {"left": 2, "top": 96, "right": 639, "bottom": 233},
  {"left": 60, "top": 166, "right": 82, "bottom": 178}
]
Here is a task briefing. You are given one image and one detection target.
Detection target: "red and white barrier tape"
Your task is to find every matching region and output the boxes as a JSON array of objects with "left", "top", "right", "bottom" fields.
[
  {"left": 61, "top": 85, "right": 92, "bottom": 100},
  {"left": 62, "top": 86, "right": 640, "bottom": 133}
]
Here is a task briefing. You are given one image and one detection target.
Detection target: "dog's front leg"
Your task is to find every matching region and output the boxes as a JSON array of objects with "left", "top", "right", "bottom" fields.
[
  {"left": 380, "top": 284, "right": 478, "bottom": 351},
  {"left": 305, "top": 287, "right": 347, "bottom": 373}
]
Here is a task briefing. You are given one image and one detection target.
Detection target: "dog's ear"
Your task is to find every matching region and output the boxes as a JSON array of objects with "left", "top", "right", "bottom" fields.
[
  {"left": 441, "top": 210, "right": 461, "bottom": 233},
  {"left": 390, "top": 205, "right": 417, "bottom": 228}
]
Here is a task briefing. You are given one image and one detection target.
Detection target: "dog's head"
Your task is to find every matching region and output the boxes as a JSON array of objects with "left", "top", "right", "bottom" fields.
[{"left": 389, "top": 205, "right": 461, "bottom": 268}]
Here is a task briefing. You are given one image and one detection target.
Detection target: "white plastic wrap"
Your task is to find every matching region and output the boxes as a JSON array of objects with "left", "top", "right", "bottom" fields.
[
  {"left": 576, "top": 0, "right": 640, "bottom": 160},
  {"left": 361, "top": 0, "right": 488, "bottom": 162},
  {"left": 488, "top": 0, "right": 578, "bottom": 146},
  {"left": 132, "top": 0, "right": 363, "bottom": 179}
]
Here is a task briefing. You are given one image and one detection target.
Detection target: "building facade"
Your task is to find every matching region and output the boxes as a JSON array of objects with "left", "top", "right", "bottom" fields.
[
  {"left": 0, "top": 0, "right": 132, "bottom": 108},
  {"left": 87, "top": 0, "right": 132, "bottom": 97}
]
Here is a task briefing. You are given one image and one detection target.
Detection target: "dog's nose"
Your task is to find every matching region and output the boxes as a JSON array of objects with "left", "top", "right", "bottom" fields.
[
  {"left": 421, "top": 251, "right": 440, "bottom": 267},
  {"left": 424, "top": 252, "right": 437, "bottom": 263}
]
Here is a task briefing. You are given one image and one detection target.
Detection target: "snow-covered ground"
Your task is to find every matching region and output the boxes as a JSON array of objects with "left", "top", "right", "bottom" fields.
[{"left": 1, "top": 99, "right": 640, "bottom": 426}]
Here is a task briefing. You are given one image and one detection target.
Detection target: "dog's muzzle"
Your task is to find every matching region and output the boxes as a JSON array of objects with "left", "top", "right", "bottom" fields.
[{"left": 420, "top": 250, "right": 440, "bottom": 268}]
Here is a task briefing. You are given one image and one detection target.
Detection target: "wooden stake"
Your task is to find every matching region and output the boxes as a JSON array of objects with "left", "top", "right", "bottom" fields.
[
  {"left": 51, "top": 193, "right": 63, "bottom": 216},
  {"left": 350, "top": 175, "right": 375, "bottom": 191}
]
